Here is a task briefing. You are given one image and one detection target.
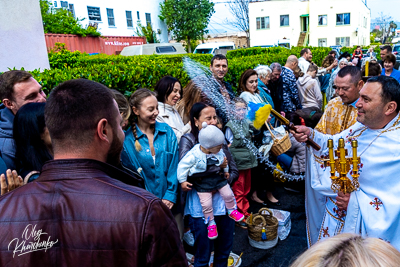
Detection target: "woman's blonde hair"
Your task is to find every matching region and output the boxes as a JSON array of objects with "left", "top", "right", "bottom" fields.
[
  {"left": 129, "top": 88, "right": 157, "bottom": 151},
  {"left": 321, "top": 55, "right": 335, "bottom": 68},
  {"left": 290, "top": 234, "right": 400, "bottom": 267},
  {"left": 110, "top": 89, "right": 131, "bottom": 122},
  {"left": 176, "top": 80, "right": 204, "bottom": 124},
  {"left": 294, "top": 66, "right": 304, "bottom": 78}
]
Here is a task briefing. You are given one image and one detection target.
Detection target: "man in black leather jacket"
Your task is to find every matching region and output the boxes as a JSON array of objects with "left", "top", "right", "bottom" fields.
[{"left": 0, "top": 79, "right": 187, "bottom": 266}]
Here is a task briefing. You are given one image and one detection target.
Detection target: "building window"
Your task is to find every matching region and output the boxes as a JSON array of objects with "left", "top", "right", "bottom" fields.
[
  {"left": 336, "top": 37, "right": 350, "bottom": 47},
  {"left": 68, "top": 4, "right": 75, "bottom": 17},
  {"left": 318, "top": 38, "right": 327, "bottom": 47},
  {"left": 106, "top": 8, "right": 115, "bottom": 26},
  {"left": 126, "top": 11, "right": 133, "bottom": 28},
  {"left": 280, "top": 15, "right": 289, "bottom": 26},
  {"left": 137, "top": 11, "right": 140, "bottom": 20},
  {"left": 336, "top": 13, "right": 350, "bottom": 25},
  {"left": 318, "top": 15, "right": 327, "bottom": 26},
  {"left": 60, "top": 1, "right": 68, "bottom": 8},
  {"left": 256, "top": 16, "right": 270, "bottom": 30},
  {"left": 145, "top": 13, "right": 151, "bottom": 25},
  {"left": 87, "top": 6, "right": 101, "bottom": 21}
]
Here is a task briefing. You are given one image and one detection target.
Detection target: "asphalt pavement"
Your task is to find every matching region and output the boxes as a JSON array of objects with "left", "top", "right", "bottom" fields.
[
  {"left": 231, "top": 184, "right": 308, "bottom": 267},
  {"left": 184, "top": 183, "right": 308, "bottom": 267}
]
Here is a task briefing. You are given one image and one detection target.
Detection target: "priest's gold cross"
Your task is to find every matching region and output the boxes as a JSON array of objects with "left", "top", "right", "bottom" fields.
[{"left": 323, "top": 138, "right": 360, "bottom": 194}]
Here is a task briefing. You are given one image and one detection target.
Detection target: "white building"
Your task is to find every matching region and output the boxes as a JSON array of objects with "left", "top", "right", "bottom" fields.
[
  {"left": 51, "top": 0, "right": 168, "bottom": 42},
  {"left": 1, "top": 0, "right": 49, "bottom": 71},
  {"left": 249, "top": 0, "right": 371, "bottom": 48}
]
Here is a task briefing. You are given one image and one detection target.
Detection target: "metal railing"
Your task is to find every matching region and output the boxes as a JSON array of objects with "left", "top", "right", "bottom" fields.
[{"left": 304, "top": 25, "right": 310, "bottom": 46}]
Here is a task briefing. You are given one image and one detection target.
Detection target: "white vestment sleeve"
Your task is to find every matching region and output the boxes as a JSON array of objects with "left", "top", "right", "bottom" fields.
[{"left": 343, "top": 191, "right": 361, "bottom": 234}]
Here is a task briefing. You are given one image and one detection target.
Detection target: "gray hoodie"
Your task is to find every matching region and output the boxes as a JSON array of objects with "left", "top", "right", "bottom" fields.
[
  {"left": 296, "top": 74, "right": 322, "bottom": 110},
  {"left": 0, "top": 104, "right": 16, "bottom": 170}
]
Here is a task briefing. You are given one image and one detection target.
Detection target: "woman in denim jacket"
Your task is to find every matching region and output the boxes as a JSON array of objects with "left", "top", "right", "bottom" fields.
[{"left": 121, "top": 89, "right": 179, "bottom": 210}]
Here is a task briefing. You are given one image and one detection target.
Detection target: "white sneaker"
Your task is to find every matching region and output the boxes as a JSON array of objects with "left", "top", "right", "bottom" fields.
[{"left": 183, "top": 231, "right": 195, "bottom": 246}]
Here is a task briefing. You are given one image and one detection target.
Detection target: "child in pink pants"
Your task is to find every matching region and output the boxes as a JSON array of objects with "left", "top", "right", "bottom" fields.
[{"left": 178, "top": 123, "right": 244, "bottom": 239}]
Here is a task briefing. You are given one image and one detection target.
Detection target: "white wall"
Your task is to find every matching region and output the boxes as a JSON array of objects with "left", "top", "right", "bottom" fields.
[
  {"left": 308, "top": 0, "right": 370, "bottom": 47},
  {"left": 249, "top": 0, "right": 309, "bottom": 47},
  {"left": 61, "top": 0, "right": 169, "bottom": 42},
  {"left": 0, "top": 0, "right": 49, "bottom": 71},
  {"left": 249, "top": 0, "right": 370, "bottom": 48}
]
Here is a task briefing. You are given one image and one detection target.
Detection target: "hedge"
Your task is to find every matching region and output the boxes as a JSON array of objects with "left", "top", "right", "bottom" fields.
[
  {"left": 32, "top": 47, "right": 296, "bottom": 95},
  {"left": 30, "top": 44, "right": 378, "bottom": 96},
  {"left": 226, "top": 46, "right": 332, "bottom": 66}
]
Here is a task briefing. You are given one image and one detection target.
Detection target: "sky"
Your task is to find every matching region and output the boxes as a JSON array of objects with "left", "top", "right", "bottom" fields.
[
  {"left": 367, "top": 0, "right": 400, "bottom": 23},
  {"left": 207, "top": 0, "right": 400, "bottom": 34}
]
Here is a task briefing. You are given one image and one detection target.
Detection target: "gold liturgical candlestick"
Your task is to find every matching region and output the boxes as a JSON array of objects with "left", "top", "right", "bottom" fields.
[{"left": 324, "top": 138, "right": 360, "bottom": 194}]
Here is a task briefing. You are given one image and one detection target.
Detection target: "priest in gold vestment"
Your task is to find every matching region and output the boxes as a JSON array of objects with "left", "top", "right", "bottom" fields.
[{"left": 306, "top": 66, "right": 364, "bottom": 246}]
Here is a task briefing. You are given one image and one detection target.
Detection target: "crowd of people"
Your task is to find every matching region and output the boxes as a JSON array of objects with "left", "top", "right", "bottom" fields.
[{"left": 0, "top": 45, "right": 400, "bottom": 266}]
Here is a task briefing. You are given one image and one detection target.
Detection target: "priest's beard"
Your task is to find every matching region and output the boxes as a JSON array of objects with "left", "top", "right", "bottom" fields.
[{"left": 106, "top": 128, "right": 124, "bottom": 167}]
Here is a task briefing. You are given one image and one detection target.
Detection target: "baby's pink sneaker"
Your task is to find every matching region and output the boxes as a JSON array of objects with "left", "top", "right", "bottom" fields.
[
  {"left": 229, "top": 210, "right": 245, "bottom": 222},
  {"left": 207, "top": 224, "right": 218, "bottom": 239}
]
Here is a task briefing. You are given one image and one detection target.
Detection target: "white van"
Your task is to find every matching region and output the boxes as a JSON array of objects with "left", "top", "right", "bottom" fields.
[
  {"left": 120, "top": 43, "right": 187, "bottom": 56},
  {"left": 193, "top": 42, "right": 236, "bottom": 54}
]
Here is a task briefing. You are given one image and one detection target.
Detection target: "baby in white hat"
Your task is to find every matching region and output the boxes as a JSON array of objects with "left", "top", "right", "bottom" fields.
[{"left": 178, "top": 122, "right": 244, "bottom": 239}]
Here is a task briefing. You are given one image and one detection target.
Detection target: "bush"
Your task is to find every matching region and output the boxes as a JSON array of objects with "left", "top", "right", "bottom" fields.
[
  {"left": 227, "top": 46, "right": 332, "bottom": 66},
  {"left": 34, "top": 45, "right": 213, "bottom": 95},
  {"left": 36, "top": 49, "right": 292, "bottom": 95},
  {"left": 30, "top": 45, "right": 348, "bottom": 96}
]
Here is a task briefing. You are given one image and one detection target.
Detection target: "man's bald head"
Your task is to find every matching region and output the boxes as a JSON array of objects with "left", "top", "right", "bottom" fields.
[
  {"left": 287, "top": 55, "right": 298, "bottom": 64},
  {"left": 285, "top": 55, "right": 299, "bottom": 71}
]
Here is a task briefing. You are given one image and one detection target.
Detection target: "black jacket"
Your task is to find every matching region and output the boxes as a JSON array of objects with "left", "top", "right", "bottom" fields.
[
  {"left": 269, "top": 77, "right": 284, "bottom": 113},
  {"left": 0, "top": 159, "right": 187, "bottom": 266}
]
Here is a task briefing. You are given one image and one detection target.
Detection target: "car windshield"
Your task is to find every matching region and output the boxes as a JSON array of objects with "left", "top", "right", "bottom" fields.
[
  {"left": 219, "top": 46, "right": 234, "bottom": 50},
  {"left": 194, "top": 48, "right": 213, "bottom": 54},
  {"left": 278, "top": 43, "right": 290, "bottom": 48},
  {"left": 155, "top": 46, "right": 177, "bottom": 53},
  {"left": 394, "top": 46, "right": 400, "bottom": 52}
]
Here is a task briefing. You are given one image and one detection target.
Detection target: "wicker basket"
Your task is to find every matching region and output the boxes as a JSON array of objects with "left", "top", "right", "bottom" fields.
[
  {"left": 265, "top": 122, "right": 291, "bottom": 156},
  {"left": 246, "top": 208, "right": 279, "bottom": 249}
]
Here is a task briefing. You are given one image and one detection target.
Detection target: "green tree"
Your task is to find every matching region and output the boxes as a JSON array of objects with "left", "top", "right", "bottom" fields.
[
  {"left": 183, "top": 39, "right": 200, "bottom": 53},
  {"left": 135, "top": 22, "right": 160, "bottom": 43},
  {"left": 40, "top": 0, "right": 101, "bottom": 37},
  {"left": 159, "top": 0, "right": 214, "bottom": 53}
]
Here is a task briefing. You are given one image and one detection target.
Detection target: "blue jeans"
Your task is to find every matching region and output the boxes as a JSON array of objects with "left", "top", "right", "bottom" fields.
[{"left": 189, "top": 215, "right": 235, "bottom": 267}]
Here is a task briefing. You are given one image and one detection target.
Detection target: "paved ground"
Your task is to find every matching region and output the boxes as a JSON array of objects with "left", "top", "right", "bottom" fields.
[
  {"left": 231, "top": 185, "right": 308, "bottom": 267},
  {"left": 184, "top": 183, "right": 308, "bottom": 267}
]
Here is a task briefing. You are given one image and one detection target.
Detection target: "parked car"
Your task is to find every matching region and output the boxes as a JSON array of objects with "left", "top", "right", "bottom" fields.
[
  {"left": 277, "top": 39, "right": 290, "bottom": 49},
  {"left": 120, "top": 43, "right": 186, "bottom": 56},
  {"left": 392, "top": 36, "right": 400, "bottom": 44},
  {"left": 393, "top": 44, "right": 400, "bottom": 61},
  {"left": 329, "top": 46, "right": 342, "bottom": 59},
  {"left": 253, "top": 45, "right": 274, "bottom": 48},
  {"left": 193, "top": 42, "right": 236, "bottom": 54}
]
